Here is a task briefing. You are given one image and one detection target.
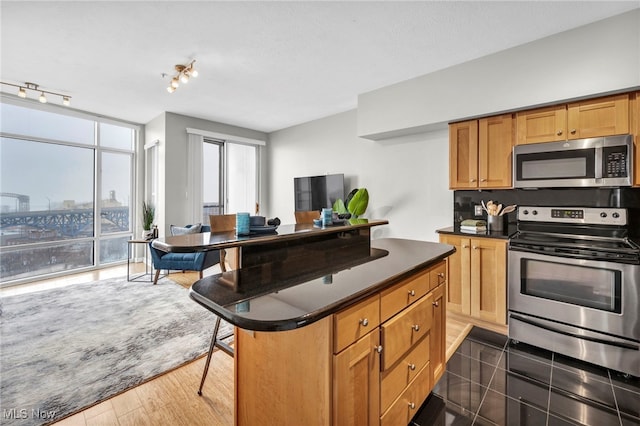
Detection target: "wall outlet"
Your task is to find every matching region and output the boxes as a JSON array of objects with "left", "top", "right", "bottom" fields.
[{"left": 474, "top": 204, "right": 483, "bottom": 216}]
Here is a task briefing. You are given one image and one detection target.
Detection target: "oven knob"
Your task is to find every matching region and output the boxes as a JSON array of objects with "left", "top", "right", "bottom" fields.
[
  {"left": 612, "top": 212, "right": 620, "bottom": 219},
  {"left": 522, "top": 210, "right": 529, "bottom": 215},
  {"left": 600, "top": 212, "right": 607, "bottom": 218},
  {"left": 532, "top": 210, "right": 538, "bottom": 215}
]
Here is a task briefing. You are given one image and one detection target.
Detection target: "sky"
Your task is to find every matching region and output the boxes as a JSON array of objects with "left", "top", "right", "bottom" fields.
[{"left": 0, "top": 102, "right": 133, "bottom": 212}]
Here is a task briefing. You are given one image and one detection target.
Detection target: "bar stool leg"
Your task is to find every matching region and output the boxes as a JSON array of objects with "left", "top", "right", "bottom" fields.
[{"left": 198, "top": 316, "right": 222, "bottom": 396}]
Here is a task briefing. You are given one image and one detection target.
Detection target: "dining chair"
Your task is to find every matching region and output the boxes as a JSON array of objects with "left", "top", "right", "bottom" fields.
[
  {"left": 294, "top": 210, "right": 320, "bottom": 224},
  {"left": 208, "top": 214, "right": 238, "bottom": 271}
]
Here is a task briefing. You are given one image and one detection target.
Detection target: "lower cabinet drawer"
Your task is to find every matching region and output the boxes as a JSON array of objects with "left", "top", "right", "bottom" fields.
[
  {"left": 380, "top": 270, "right": 430, "bottom": 322},
  {"left": 381, "top": 293, "right": 432, "bottom": 370},
  {"left": 334, "top": 294, "right": 380, "bottom": 354},
  {"left": 380, "top": 363, "right": 431, "bottom": 426},
  {"left": 380, "top": 334, "right": 430, "bottom": 412}
]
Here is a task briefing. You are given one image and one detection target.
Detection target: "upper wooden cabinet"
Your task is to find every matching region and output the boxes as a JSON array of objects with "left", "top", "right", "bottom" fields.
[
  {"left": 515, "top": 105, "right": 567, "bottom": 144},
  {"left": 632, "top": 92, "right": 640, "bottom": 187},
  {"left": 516, "top": 94, "right": 630, "bottom": 145},
  {"left": 449, "top": 114, "right": 514, "bottom": 189}
]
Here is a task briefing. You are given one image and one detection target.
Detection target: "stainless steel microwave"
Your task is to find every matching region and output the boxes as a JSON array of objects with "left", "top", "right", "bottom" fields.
[{"left": 513, "top": 134, "right": 633, "bottom": 188}]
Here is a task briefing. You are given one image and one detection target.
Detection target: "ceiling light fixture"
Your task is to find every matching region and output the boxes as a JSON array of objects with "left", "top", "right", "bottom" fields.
[
  {"left": 166, "top": 59, "right": 197, "bottom": 93},
  {"left": 0, "top": 81, "right": 71, "bottom": 106}
]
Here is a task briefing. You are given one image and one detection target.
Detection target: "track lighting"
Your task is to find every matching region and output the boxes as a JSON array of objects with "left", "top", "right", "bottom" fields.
[
  {"left": 166, "top": 59, "right": 198, "bottom": 93},
  {"left": 1, "top": 81, "right": 71, "bottom": 106}
]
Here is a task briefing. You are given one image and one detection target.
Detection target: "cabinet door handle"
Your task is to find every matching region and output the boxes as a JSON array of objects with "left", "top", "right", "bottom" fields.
[
  {"left": 480, "top": 178, "right": 487, "bottom": 182},
  {"left": 359, "top": 318, "right": 369, "bottom": 327},
  {"left": 556, "top": 129, "right": 563, "bottom": 136},
  {"left": 408, "top": 289, "right": 415, "bottom": 297},
  {"left": 374, "top": 345, "right": 383, "bottom": 353},
  {"left": 462, "top": 245, "right": 469, "bottom": 249},
  {"left": 473, "top": 246, "right": 479, "bottom": 250},
  {"left": 432, "top": 301, "right": 439, "bottom": 307},
  {"left": 570, "top": 128, "right": 576, "bottom": 134},
  {"left": 408, "top": 363, "right": 416, "bottom": 371},
  {"left": 412, "top": 324, "right": 420, "bottom": 332},
  {"left": 470, "top": 178, "right": 476, "bottom": 182},
  {"left": 408, "top": 402, "right": 416, "bottom": 409}
]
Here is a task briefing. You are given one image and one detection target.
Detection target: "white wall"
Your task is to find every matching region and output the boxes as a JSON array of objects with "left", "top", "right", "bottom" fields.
[
  {"left": 145, "top": 112, "right": 268, "bottom": 236},
  {"left": 266, "top": 110, "right": 452, "bottom": 242},
  {"left": 267, "top": 9, "right": 640, "bottom": 242},
  {"left": 357, "top": 9, "right": 640, "bottom": 139}
]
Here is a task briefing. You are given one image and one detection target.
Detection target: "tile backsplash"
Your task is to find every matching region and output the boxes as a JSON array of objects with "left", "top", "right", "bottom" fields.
[{"left": 454, "top": 188, "right": 640, "bottom": 237}]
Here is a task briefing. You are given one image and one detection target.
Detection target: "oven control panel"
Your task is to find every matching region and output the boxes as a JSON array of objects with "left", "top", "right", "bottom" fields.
[{"left": 518, "top": 206, "right": 627, "bottom": 225}]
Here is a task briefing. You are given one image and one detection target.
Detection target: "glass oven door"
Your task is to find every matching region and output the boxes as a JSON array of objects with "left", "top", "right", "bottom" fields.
[
  {"left": 520, "top": 258, "right": 621, "bottom": 313},
  {"left": 508, "top": 250, "right": 637, "bottom": 340}
]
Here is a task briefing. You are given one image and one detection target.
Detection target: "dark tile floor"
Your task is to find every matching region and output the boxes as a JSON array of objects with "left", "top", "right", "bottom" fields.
[{"left": 411, "top": 327, "right": 640, "bottom": 426}]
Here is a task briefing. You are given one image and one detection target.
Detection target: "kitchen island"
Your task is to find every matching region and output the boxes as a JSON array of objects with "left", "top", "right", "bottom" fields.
[{"left": 184, "top": 221, "right": 454, "bottom": 426}]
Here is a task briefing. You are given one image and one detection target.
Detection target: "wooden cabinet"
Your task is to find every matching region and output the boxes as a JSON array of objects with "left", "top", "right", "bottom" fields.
[
  {"left": 449, "top": 120, "right": 478, "bottom": 189},
  {"left": 449, "top": 114, "right": 514, "bottom": 189},
  {"left": 334, "top": 330, "right": 380, "bottom": 426},
  {"left": 380, "top": 362, "right": 431, "bottom": 426},
  {"left": 515, "top": 105, "right": 567, "bottom": 144},
  {"left": 516, "top": 94, "right": 630, "bottom": 145},
  {"left": 632, "top": 92, "right": 640, "bottom": 187},
  {"left": 235, "top": 260, "right": 448, "bottom": 426},
  {"left": 439, "top": 235, "right": 507, "bottom": 325},
  {"left": 381, "top": 293, "right": 432, "bottom": 369},
  {"left": 334, "top": 294, "right": 380, "bottom": 353},
  {"left": 430, "top": 283, "right": 446, "bottom": 384},
  {"left": 379, "top": 261, "right": 446, "bottom": 426}
]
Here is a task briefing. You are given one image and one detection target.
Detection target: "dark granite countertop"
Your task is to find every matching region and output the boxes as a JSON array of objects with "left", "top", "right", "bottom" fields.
[
  {"left": 436, "top": 225, "right": 517, "bottom": 240},
  {"left": 189, "top": 238, "right": 455, "bottom": 332},
  {"left": 153, "top": 219, "right": 389, "bottom": 253}
]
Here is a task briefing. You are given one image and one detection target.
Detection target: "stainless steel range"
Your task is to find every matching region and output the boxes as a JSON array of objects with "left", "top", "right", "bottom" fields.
[{"left": 508, "top": 206, "right": 640, "bottom": 377}]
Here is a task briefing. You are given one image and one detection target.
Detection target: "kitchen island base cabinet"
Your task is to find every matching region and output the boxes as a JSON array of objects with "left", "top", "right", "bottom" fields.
[
  {"left": 334, "top": 330, "right": 380, "bottom": 426},
  {"left": 235, "top": 318, "right": 332, "bottom": 426},
  {"left": 234, "top": 261, "right": 448, "bottom": 426}
]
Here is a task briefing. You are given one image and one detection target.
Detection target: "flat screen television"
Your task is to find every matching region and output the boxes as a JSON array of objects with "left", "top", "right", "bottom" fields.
[{"left": 294, "top": 173, "right": 345, "bottom": 212}]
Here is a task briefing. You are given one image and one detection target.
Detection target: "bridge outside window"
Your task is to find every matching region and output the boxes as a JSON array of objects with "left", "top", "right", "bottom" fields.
[{"left": 0, "top": 100, "right": 137, "bottom": 285}]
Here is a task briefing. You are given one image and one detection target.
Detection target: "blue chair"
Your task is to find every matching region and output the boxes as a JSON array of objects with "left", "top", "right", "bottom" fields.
[{"left": 148, "top": 224, "right": 221, "bottom": 284}]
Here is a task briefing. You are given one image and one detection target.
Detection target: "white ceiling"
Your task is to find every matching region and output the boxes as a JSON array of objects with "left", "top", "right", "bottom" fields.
[{"left": 1, "top": 1, "right": 638, "bottom": 133}]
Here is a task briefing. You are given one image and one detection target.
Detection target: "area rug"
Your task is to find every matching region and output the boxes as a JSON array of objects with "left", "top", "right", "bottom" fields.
[{"left": 0, "top": 276, "right": 232, "bottom": 425}]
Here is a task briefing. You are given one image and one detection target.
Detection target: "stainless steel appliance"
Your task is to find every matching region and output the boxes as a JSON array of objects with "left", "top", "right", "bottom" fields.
[
  {"left": 508, "top": 206, "right": 640, "bottom": 377},
  {"left": 513, "top": 134, "right": 633, "bottom": 188}
]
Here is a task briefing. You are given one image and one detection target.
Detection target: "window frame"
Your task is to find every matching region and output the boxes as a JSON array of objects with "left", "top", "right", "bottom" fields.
[{"left": 0, "top": 95, "right": 140, "bottom": 286}]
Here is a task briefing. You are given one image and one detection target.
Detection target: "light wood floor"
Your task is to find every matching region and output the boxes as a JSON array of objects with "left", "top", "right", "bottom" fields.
[{"left": 2, "top": 264, "right": 502, "bottom": 426}]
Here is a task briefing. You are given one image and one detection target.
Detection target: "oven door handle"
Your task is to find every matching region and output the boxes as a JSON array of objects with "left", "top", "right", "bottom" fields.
[
  {"left": 510, "top": 314, "right": 639, "bottom": 351},
  {"left": 508, "top": 245, "right": 587, "bottom": 260}
]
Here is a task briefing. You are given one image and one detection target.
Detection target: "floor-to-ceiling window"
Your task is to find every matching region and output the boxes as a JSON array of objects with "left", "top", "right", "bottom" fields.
[
  {"left": 0, "top": 99, "right": 137, "bottom": 285},
  {"left": 201, "top": 139, "right": 259, "bottom": 224}
]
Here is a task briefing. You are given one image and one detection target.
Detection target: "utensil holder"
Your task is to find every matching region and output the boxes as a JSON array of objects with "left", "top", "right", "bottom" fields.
[{"left": 487, "top": 215, "right": 504, "bottom": 232}]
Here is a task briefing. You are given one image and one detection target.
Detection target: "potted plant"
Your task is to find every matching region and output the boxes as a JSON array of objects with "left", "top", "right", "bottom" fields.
[
  {"left": 142, "top": 201, "right": 155, "bottom": 240},
  {"left": 333, "top": 188, "right": 369, "bottom": 219}
]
